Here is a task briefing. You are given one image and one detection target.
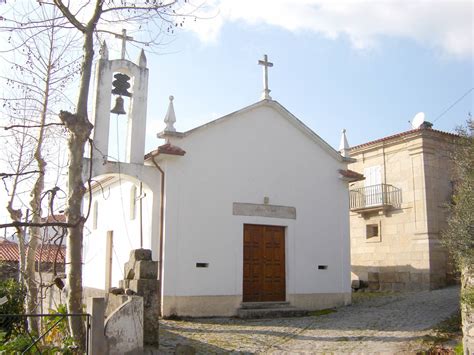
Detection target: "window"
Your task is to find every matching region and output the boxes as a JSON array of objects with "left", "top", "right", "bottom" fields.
[
  {"left": 364, "top": 165, "right": 383, "bottom": 206},
  {"left": 366, "top": 224, "right": 378, "bottom": 238},
  {"left": 366, "top": 221, "right": 381, "bottom": 242}
]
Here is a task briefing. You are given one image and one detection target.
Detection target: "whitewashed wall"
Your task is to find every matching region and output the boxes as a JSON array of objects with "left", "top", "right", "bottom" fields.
[
  {"left": 160, "top": 102, "right": 351, "bottom": 315},
  {"left": 83, "top": 179, "right": 154, "bottom": 290}
]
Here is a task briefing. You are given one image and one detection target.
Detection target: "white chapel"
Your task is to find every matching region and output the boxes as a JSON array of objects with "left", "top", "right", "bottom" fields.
[{"left": 82, "top": 46, "right": 358, "bottom": 317}]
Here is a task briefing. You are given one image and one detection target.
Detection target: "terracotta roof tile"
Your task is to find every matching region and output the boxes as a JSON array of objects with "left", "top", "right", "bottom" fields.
[
  {"left": 43, "top": 214, "right": 66, "bottom": 223},
  {"left": 145, "top": 143, "right": 186, "bottom": 159},
  {"left": 0, "top": 239, "right": 65, "bottom": 263},
  {"left": 338, "top": 169, "right": 365, "bottom": 182},
  {"left": 350, "top": 127, "right": 459, "bottom": 151}
]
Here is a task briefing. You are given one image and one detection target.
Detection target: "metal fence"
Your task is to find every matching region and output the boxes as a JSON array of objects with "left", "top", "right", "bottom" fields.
[
  {"left": 349, "top": 183, "right": 402, "bottom": 210},
  {"left": 0, "top": 313, "right": 91, "bottom": 354}
]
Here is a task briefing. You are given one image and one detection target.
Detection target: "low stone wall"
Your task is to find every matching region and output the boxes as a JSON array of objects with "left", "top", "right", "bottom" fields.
[
  {"left": 105, "top": 294, "right": 128, "bottom": 318},
  {"left": 0, "top": 262, "right": 19, "bottom": 280},
  {"left": 105, "top": 296, "right": 144, "bottom": 354},
  {"left": 352, "top": 265, "right": 449, "bottom": 292},
  {"left": 367, "top": 270, "right": 431, "bottom": 291}
]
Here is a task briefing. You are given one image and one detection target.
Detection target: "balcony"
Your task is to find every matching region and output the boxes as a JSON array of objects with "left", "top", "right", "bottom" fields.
[{"left": 349, "top": 184, "right": 401, "bottom": 213}]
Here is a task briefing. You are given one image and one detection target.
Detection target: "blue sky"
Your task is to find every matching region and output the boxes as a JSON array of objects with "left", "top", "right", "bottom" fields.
[
  {"left": 112, "top": 0, "right": 473, "bottom": 152},
  {"left": 0, "top": 1, "right": 472, "bottom": 222}
]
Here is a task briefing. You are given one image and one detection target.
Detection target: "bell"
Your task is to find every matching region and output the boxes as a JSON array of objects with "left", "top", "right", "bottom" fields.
[{"left": 111, "top": 96, "right": 126, "bottom": 115}]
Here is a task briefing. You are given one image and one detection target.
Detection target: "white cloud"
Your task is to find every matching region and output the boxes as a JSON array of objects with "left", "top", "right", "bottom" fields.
[{"left": 185, "top": 0, "right": 473, "bottom": 57}]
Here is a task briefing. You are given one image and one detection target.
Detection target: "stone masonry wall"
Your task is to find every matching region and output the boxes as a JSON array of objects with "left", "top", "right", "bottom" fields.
[{"left": 349, "top": 130, "right": 456, "bottom": 291}]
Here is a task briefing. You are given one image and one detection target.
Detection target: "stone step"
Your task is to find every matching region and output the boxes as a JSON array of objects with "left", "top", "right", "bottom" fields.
[
  {"left": 237, "top": 306, "right": 308, "bottom": 319},
  {"left": 240, "top": 301, "right": 290, "bottom": 309}
]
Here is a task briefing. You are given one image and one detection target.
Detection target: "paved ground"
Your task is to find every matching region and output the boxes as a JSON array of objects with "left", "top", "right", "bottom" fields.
[{"left": 157, "top": 286, "right": 460, "bottom": 354}]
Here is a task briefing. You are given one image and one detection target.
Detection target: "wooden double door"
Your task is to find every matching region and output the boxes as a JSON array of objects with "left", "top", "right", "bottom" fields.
[{"left": 243, "top": 224, "right": 286, "bottom": 302}]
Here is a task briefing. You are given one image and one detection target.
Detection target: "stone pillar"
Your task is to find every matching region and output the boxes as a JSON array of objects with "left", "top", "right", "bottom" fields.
[
  {"left": 119, "top": 249, "right": 160, "bottom": 346},
  {"left": 87, "top": 297, "right": 106, "bottom": 355}
]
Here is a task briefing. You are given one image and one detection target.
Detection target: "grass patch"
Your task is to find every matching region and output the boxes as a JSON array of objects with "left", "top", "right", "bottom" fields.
[
  {"left": 454, "top": 342, "right": 463, "bottom": 355},
  {"left": 418, "top": 311, "right": 462, "bottom": 354},
  {"left": 434, "top": 311, "right": 462, "bottom": 336},
  {"left": 351, "top": 291, "right": 400, "bottom": 304},
  {"left": 461, "top": 286, "right": 474, "bottom": 308},
  {"left": 308, "top": 308, "right": 336, "bottom": 317}
]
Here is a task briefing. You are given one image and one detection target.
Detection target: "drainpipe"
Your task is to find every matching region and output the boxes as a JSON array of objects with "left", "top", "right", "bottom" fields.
[
  {"left": 151, "top": 155, "right": 165, "bottom": 316},
  {"left": 139, "top": 182, "right": 143, "bottom": 248}
]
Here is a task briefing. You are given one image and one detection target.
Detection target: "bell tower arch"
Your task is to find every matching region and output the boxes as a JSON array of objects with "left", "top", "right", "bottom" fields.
[{"left": 91, "top": 41, "right": 149, "bottom": 164}]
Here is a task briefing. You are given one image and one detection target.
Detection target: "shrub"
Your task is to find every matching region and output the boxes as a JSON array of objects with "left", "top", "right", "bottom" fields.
[{"left": 0, "top": 279, "right": 26, "bottom": 340}]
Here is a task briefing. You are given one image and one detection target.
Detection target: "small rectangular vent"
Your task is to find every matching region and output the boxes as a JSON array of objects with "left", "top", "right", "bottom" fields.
[{"left": 196, "top": 263, "right": 209, "bottom": 268}]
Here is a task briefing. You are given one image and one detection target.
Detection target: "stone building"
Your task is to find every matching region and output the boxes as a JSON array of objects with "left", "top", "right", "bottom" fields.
[
  {"left": 345, "top": 125, "right": 459, "bottom": 291},
  {"left": 0, "top": 239, "right": 66, "bottom": 280}
]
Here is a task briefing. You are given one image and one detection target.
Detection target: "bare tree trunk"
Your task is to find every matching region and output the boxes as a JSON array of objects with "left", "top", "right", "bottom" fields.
[
  {"left": 24, "top": 27, "right": 56, "bottom": 334},
  {"left": 60, "top": 110, "right": 92, "bottom": 348},
  {"left": 58, "top": 15, "right": 97, "bottom": 345},
  {"left": 25, "top": 93, "right": 48, "bottom": 335}
]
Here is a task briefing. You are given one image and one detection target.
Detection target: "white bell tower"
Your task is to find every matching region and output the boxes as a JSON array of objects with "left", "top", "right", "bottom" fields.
[{"left": 91, "top": 39, "right": 149, "bottom": 164}]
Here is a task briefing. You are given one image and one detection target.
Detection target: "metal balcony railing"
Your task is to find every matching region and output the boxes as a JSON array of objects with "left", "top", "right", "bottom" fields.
[{"left": 349, "top": 183, "right": 401, "bottom": 211}]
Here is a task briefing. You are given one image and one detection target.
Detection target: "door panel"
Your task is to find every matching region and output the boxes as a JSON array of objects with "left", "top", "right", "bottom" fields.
[
  {"left": 364, "top": 165, "right": 383, "bottom": 206},
  {"left": 243, "top": 224, "right": 285, "bottom": 302}
]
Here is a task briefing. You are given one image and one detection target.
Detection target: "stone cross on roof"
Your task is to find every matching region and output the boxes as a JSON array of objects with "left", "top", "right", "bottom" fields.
[
  {"left": 115, "top": 29, "right": 133, "bottom": 60},
  {"left": 258, "top": 54, "right": 273, "bottom": 100}
]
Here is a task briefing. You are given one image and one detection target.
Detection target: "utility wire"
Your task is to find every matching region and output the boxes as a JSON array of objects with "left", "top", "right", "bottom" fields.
[{"left": 433, "top": 87, "right": 473, "bottom": 123}]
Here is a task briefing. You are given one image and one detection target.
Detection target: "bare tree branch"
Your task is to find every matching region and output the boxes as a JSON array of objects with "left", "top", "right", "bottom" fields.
[
  {"left": 3, "top": 122, "right": 64, "bottom": 130},
  {"left": 0, "top": 170, "right": 41, "bottom": 178}
]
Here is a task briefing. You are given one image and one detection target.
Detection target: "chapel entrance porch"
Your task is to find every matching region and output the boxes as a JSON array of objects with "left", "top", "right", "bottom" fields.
[{"left": 242, "top": 224, "right": 286, "bottom": 303}]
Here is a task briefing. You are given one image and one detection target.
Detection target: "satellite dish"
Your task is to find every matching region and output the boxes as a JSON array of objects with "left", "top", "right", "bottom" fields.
[{"left": 411, "top": 112, "right": 425, "bottom": 129}]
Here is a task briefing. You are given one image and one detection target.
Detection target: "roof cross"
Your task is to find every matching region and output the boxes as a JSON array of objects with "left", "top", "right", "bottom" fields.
[
  {"left": 258, "top": 54, "right": 273, "bottom": 100},
  {"left": 115, "top": 29, "right": 133, "bottom": 60}
]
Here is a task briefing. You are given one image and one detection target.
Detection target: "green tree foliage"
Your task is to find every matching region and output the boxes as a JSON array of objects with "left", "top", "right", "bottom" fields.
[
  {"left": 0, "top": 279, "right": 26, "bottom": 341},
  {"left": 442, "top": 119, "right": 474, "bottom": 268},
  {"left": 442, "top": 119, "right": 474, "bottom": 354}
]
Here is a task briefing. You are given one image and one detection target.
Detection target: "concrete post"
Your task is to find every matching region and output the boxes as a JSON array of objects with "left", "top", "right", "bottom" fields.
[{"left": 87, "top": 297, "right": 107, "bottom": 355}]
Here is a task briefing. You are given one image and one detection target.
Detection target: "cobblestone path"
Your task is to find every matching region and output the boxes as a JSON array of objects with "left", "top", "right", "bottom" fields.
[{"left": 158, "top": 286, "right": 459, "bottom": 354}]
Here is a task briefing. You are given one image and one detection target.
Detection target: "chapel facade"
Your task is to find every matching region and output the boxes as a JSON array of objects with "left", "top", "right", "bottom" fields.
[{"left": 81, "top": 49, "right": 357, "bottom": 317}]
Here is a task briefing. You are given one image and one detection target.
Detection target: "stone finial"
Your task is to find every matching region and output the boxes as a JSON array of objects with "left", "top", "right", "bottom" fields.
[
  {"left": 138, "top": 49, "right": 147, "bottom": 68},
  {"left": 164, "top": 95, "right": 176, "bottom": 132},
  {"left": 339, "top": 129, "right": 350, "bottom": 158},
  {"left": 100, "top": 41, "right": 109, "bottom": 60}
]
